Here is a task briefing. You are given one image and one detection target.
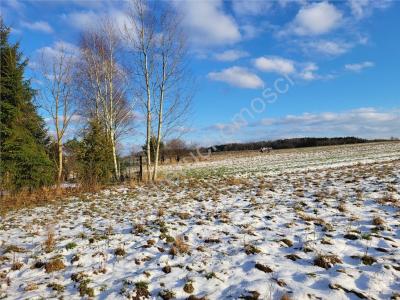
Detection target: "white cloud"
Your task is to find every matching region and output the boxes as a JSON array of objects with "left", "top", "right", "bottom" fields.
[
  {"left": 62, "top": 10, "right": 98, "bottom": 29},
  {"left": 62, "top": 8, "right": 130, "bottom": 34},
  {"left": 349, "top": 0, "right": 369, "bottom": 19},
  {"left": 266, "top": 108, "right": 400, "bottom": 137},
  {"left": 277, "top": 0, "right": 307, "bottom": 8},
  {"left": 45, "top": 114, "right": 85, "bottom": 124},
  {"left": 207, "top": 66, "right": 264, "bottom": 89},
  {"left": 173, "top": 0, "right": 241, "bottom": 46},
  {"left": 252, "top": 56, "right": 331, "bottom": 81},
  {"left": 36, "top": 41, "right": 79, "bottom": 61},
  {"left": 252, "top": 56, "right": 330, "bottom": 81},
  {"left": 298, "top": 62, "right": 319, "bottom": 80},
  {"left": 3, "top": 0, "right": 24, "bottom": 10},
  {"left": 273, "top": 107, "right": 397, "bottom": 126},
  {"left": 214, "top": 50, "right": 249, "bottom": 62},
  {"left": 21, "top": 20, "right": 53, "bottom": 33},
  {"left": 348, "top": 0, "right": 392, "bottom": 19},
  {"left": 207, "top": 122, "right": 241, "bottom": 135},
  {"left": 240, "top": 23, "right": 269, "bottom": 40},
  {"left": 68, "top": 0, "right": 106, "bottom": 9},
  {"left": 262, "top": 108, "right": 399, "bottom": 139},
  {"left": 254, "top": 56, "right": 295, "bottom": 74},
  {"left": 307, "top": 40, "right": 352, "bottom": 55},
  {"left": 345, "top": 61, "right": 374, "bottom": 72},
  {"left": 204, "top": 107, "right": 400, "bottom": 142},
  {"left": 231, "top": 0, "right": 272, "bottom": 16},
  {"left": 283, "top": 2, "right": 342, "bottom": 36}
]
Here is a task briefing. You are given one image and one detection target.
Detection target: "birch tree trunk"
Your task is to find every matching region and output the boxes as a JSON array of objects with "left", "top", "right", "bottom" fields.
[
  {"left": 57, "top": 141, "right": 63, "bottom": 184},
  {"left": 124, "top": 0, "right": 155, "bottom": 182},
  {"left": 152, "top": 61, "right": 166, "bottom": 181},
  {"left": 144, "top": 54, "right": 152, "bottom": 181},
  {"left": 110, "top": 130, "right": 119, "bottom": 179}
]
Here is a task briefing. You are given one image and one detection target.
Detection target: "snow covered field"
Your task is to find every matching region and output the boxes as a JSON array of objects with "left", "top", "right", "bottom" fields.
[{"left": 1, "top": 142, "right": 399, "bottom": 299}]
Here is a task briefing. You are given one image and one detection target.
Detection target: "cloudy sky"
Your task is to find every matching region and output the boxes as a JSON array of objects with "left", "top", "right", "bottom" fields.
[{"left": 2, "top": 0, "right": 400, "bottom": 150}]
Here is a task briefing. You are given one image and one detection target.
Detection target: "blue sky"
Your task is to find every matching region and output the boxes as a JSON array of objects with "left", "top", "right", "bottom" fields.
[{"left": 2, "top": 0, "right": 400, "bottom": 151}]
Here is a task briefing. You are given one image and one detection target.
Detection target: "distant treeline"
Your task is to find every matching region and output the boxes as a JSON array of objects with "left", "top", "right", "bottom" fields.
[{"left": 208, "top": 137, "right": 389, "bottom": 152}]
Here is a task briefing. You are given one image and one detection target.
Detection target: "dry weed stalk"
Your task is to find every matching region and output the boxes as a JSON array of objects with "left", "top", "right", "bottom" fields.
[{"left": 43, "top": 225, "right": 56, "bottom": 253}]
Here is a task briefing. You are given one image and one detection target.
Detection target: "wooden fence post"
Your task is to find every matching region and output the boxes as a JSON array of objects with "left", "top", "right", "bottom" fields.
[{"left": 139, "top": 155, "right": 143, "bottom": 182}]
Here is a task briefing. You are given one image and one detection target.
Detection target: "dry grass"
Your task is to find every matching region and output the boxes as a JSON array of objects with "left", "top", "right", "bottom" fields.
[
  {"left": 183, "top": 280, "right": 194, "bottom": 294},
  {"left": 0, "top": 186, "right": 86, "bottom": 216},
  {"left": 157, "top": 208, "right": 165, "bottom": 217},
  {"left": 45, "top": 259, "right": 65, "bottom": 273},
  {"left": 372, "top": 216, "right": 385, "bottom": 226},
  {"left": 298, "top": 212, "right": 326, "bottom": 226},
  {"left": 377, "top": 193, "right": 398, "bottom": 206},
  {"left": 3, "top": 245, "right": 26, "bottom": 254},
  {"left": 281, "top": 294, "right": 292, "bottom": 300},
  {"left": 225, "top": 177, "right": 248, "bottom": 186},
  {"left": 171, "top": 236, "right": 190, "bottom": 255},
  {"left": 314, "top": 254, "right": 342, "bottom": 269},
  {"left": 337, "top": 202, "right": 347, "bottom": 212},
  {"left": 11, "top": 261, "right": 23, "bottom": 270},
  {"left": 115, "top": 247, "right": 126, "bottom": 256},
  {"left": 245, "top": 244, "right": 261, "bottom": 255},
  {"left": 43, "top": 226, "right": 56, "bottom": 253},
  {"left": 24, "top": 282, "right": 39, "bottom": 291},
  {"left": 47, "top": 282, "right": 65, "bottom": 293},
  {"left": 361, "top": 255, "right": 377, "bottom": 265},
  {"left": 133, "top": 224, "right": 146, "bottom": 234},
  {"left": 254, "top": 262, "right": 273, "bottom": 273},
  {"left": 177, "top": 212, "right": 191, "bottom": 220}
]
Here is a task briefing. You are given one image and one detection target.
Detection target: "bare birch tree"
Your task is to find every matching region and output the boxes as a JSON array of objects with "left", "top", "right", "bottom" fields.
[
  {"left": 124, "top": 0, "right": 156, "bottom": 181},
  {"left": 151, "top": 7, "right": 192, "bottom": 181},
  {"left": 124, "top": 0, "right": 192, "bottom": 181},
  {"left": 38, "top": 44, "right": 76, "bottom": 186},
  {"left": 76, "top": 32, "right": 102, "bottom": 121},
  {"left": 78, "top": 19, "right": 133, "bottom": 180}
]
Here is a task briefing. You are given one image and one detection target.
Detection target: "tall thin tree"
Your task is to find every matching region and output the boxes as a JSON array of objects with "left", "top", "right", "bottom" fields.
[
  {"left": 124, "top": 0, "right": 192, "bottom": 181},
  {"left": 0, "top": 19, "right": 54, "bottom": 191},
  {"left": 124, "top": 0, "right": 156, "bottom": 181},
  {"left": 38, "top": 44, "right": 76, "bottom": 186},
  {"left": 78, "top": 19, "right": 133, "bottom": 180},
  {"left": 152, "top": 6, "right": 192, "bottom": 180}
]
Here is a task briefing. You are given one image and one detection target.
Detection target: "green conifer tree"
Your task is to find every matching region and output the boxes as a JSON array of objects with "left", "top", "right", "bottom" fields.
[{"left": 0, "top": 19, "right": 54, "bottom": 191}]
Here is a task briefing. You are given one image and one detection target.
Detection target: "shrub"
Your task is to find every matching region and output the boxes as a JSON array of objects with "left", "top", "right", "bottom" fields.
[
  {"left": 66, "top": 242, "right": 77, "bottom": 250},
  {"left": 78, "top": 120, "right": 114, "bottom": 187}
]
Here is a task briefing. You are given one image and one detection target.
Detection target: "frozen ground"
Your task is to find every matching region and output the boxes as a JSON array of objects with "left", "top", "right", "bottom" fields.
[{"left": 1, "top": 142, "right": 399, "bottom": 300}]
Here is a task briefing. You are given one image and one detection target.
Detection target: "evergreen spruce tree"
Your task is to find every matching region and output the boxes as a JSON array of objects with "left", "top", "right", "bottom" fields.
[
  {"left": 0, "top": 19, "right": 54, "bottom": 191},
  {"left": 80, "top": 120, "right": 113, "bottom": 186}
]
